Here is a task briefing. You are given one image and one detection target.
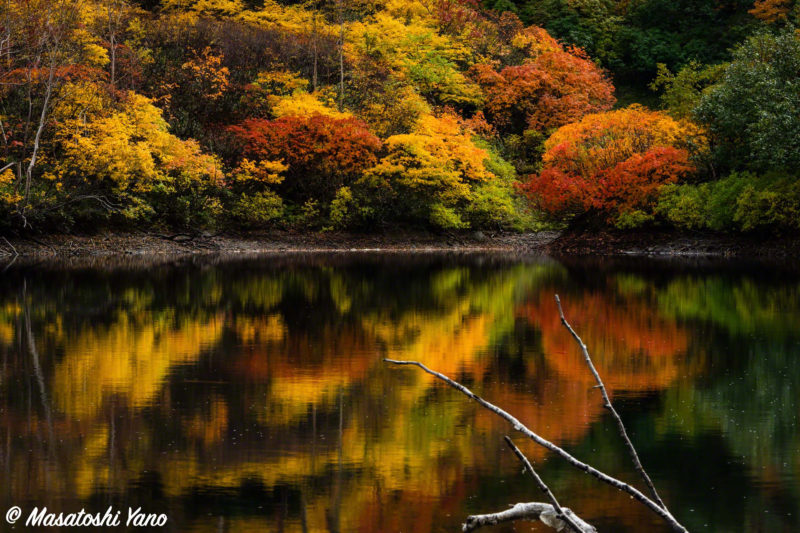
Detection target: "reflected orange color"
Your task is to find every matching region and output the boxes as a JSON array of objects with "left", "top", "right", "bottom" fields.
[
  {"left": 231, "top": 317, "right": 379, "bottom": 424},
  {"left": 473, "top": 380, "right": 605, "bottom": 461},
  {"left": 185, "top": 396, "right": 229, "bottom": 446},
  {"left": 521, "top": 292, "right": 691, "bottom": 391}
]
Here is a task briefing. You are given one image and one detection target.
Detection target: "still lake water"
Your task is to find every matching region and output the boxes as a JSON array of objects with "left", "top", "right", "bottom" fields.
[{"left": 0, "top": 252, "right": 798, "bottom": 532}]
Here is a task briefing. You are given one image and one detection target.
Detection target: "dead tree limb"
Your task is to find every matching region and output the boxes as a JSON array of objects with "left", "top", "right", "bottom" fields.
[
  {"left": 555, "top": 294, "right": 666, "bottom": 510},
  {"left": 463, "top": 502, "right": 595, "bottom": 533},
  {"left": 0, "top": 236, "right": 17, "bottom": 257},
  {"left": 383, "top": 358, "right": 688, "bottom": 533},
  {"left": 503, "top": 436, "right": 590, "bottom": 533}
]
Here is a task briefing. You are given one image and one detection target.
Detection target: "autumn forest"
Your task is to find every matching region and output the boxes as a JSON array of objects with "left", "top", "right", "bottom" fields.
[{"left": 2, "top": 0, "right": 800, "bottom": 234}]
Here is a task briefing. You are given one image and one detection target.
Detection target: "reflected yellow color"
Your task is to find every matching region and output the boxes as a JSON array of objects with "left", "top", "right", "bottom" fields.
[
  {"left": 234, "top": 314, "right": 286, "bottom": 345},
  {"left": 52, "top": 312, "right": 224, "bottom": 418},
  {"left": 0, "top": 301, "right": 20, "bottom": 345}
]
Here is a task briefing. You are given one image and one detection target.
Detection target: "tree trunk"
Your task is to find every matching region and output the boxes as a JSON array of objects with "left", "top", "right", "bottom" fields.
[{"left": 337, "top": 0, "right": 344, "bottom": 111}]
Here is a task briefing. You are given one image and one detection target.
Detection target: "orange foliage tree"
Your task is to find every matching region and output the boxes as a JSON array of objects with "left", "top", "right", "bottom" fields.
[
  {"left": 471, "top": 27, "right": 615, "bottom": 135},
  {"left": 520, "top": 105, "right": 698, "bottom": 227},
  {"left": 749, "top": 0, "right": 794, "bottom": 23},
  {"left": 228, "top": 113, "right": 381, "bottom": 205}
]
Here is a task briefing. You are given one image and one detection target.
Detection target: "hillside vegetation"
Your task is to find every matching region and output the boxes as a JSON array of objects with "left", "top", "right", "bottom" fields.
[{"left": 1, "top": 0, "right": 798, "bottom": 233}]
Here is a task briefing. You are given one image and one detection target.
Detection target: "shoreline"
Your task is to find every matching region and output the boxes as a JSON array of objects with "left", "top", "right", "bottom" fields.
[
  {"left": 1, "top": 229, "right": 799, "bottom": 261},
  {"left": 0, "top": 230, "right": 560, "bottom": 259},
  {"left": 546, "top": 229, "right": 800, "bottom": 259}
]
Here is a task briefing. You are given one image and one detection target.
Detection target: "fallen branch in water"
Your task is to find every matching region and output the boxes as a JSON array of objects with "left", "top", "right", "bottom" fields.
[
  {"left": 555, "top": 294, "right": 666, "bottom": 509},
  {"left": 0, "top": 236, "right": 18, "bottom": 257},
  {"left": 463, "top": 502, "right": 595, "bottom": 533},
  {"left": 384, "top": 294, "right": 689, "bottom": 532},
  {"left": 384, "top": 358, "right": 686, "bottom": 531},
  {"left": 500, "top": 435, "right": 594, "bottom": 533}
]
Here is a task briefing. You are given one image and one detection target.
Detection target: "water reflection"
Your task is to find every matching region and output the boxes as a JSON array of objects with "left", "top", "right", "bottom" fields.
[{"left": 0, "top": 254, "right": 797, "bottom": 532}]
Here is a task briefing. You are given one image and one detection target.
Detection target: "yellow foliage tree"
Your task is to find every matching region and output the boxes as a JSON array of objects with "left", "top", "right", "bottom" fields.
[
  {"left": 358, "top": 85, "right": 432, "bottom": 137},
  {"left": 364, "top": 111, "right": 492, "bottom": 228},
  {"left": 48, "top": 82, "right": 223, "bottom": 223},
  {"left": 160, "top": 0, "right": 245, "bottom": 17},
  {"left": 270, "top": 90, "right": 352, "bottom": 119},
  {"left": 348, "top": 11, "right": 482, "bottom": 107}
]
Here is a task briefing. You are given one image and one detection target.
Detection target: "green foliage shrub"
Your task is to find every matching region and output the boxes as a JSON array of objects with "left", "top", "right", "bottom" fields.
[
  {"left": 231, "top": 191, "right": 284, "bottom": 227},
  {"left": 656, "top": 172, "right": 800, "bottom": 232},
  {"left": 464, "top": 182, "right": 520, "bottom": 229},
  {"left": 614, "top": 209, "right": 655, "bottom": 230},
  {"left": 463, "top": 139, "right": 534, "bottom": 230},
  {"left": 735, "top": 178, "right": 800, "bottom": 231},
  {"left": 325, "top": 186, "right": 376, "bottom": 231},
  {"left": 429, "top": 203, "right": 469, "bottom": 230},
  {"left": 650, "top": 61, "right": 725, "bottom": 119},
  {"left": 655, "top": 183, "right": 708, "bottom": 230}
]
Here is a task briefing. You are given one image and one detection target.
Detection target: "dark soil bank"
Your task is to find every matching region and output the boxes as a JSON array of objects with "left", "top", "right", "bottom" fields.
[
  {"left": 1, "top": 228, "right": 798, "bottom": 260},
  {"left": 0, "top": 230, "right": 560, "bottom": 258},
  {"left": 546, "top": 228, "right": 800, "bottom": 258}
]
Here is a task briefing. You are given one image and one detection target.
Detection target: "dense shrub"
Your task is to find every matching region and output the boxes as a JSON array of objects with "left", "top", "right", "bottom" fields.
[
  {"left": 229, "top": 114, "right": 382, "bottom": 207},
  {"left": 656, "top": 172, "right": 800, "bottom": 232},
  {"left": 521, "top": 106, "right": 699, "bottom": 227},
  {"left": 471, "top": 27, "right": 615, "bottom": 135},
  {"left": 695, "top": 30, "right": 800, "bottom": 173},
  {"left": 362, "top": 112, "right": 526, "bottom": 230}
]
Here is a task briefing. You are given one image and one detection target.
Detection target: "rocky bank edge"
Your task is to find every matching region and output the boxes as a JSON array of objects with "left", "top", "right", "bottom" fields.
[{"left": 1, "top": 229, "right": 798, "bottom": 259}]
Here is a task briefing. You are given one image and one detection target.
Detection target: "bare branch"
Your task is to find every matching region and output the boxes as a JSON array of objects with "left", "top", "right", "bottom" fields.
[
  {"left": 41, "top": 193, "right": 119, "bottom": 213},
  {"left": 555, "top": 294, "right": 667, "bottom": 510},
  {"left": 0, "top": 254, "right": 17, "bottom": 274},
  {"left": 504, "top": 436, "right": 590, "bottom": 533},
  {"left": 384, "top": 358, "right": 688, "bottom": 532},
  {"left": 463, "top": 502, "right": 595, "bottom": 533},
  {"left": 0, "top": 236, "right": 18, "bottom": 257},
  {"left": 23, "top": 49, "right": 55, "bottom": 206}
]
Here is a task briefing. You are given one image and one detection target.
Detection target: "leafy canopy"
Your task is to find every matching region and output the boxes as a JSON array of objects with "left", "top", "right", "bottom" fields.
[
  {"left": 521, "top": 105, "right": 699, "bottom": 227},
  {"left": 695, "top": 29, "right": 800, "bottom": 173}
]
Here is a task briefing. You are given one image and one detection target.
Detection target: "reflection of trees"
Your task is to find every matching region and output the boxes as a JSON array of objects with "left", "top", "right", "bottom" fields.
[
  {"left": 0, "top": 259, "right": 561, "bottom": 532},
  {"left": 53, "top": 312, "right": 224, "bottom": 418},
  {"left": 0, "top": 258, "right": 797, "bottom": 532},
  {"left": 520, "top": 290, "right": 693, "bottom": 392},
  {"left": 656, "top": 276, "right": 800, "bottom": 337},
  {"left": 648, "top": 336, "right": 800, "bottom": 532}
]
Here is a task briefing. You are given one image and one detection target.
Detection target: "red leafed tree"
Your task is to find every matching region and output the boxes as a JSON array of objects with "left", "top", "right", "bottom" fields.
[
  {"left": 471, "top": 27, "right": 615, "bottom": 135},
  {"left": 520, "top": 106, "right": 697, "bottom": 225},
  {"left": 228, "top": 114, "right": 381, "bottom": 203}
]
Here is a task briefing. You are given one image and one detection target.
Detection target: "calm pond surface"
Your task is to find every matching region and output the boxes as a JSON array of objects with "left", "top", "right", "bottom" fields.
[{"left": 0, "top": 252, "right": 798, "bottom": 532}]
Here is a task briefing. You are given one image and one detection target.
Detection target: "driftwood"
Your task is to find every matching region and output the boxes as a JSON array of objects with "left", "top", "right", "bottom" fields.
[
  {"left": 555, "top": 294, "right": 666, "bottom": 509},
  {"left": 502, "top": 436, "right": 590, "bottom": 533},
  {"left": 384, "top": 295, "right": 689, "bottom": 533},
  {"left": 0, "top": 236, "right": 18, "bottom": 257},
  {"left": 463, "top": 502, "right": 595, "bottom": 533}
]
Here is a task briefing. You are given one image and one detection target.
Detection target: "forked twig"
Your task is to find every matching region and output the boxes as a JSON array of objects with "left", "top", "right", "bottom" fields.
[
  {"left": 384, "top": 355, "right": 686, "bottom": 532},
  {"left": 503, "top": 436, "right": 592, "bottom": 533},
  {"left": 555, "top": 294, "right": 667, "bottom": 510},
  {"left": 0, "top": 236, "right": 17, "bottom": 257}
]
